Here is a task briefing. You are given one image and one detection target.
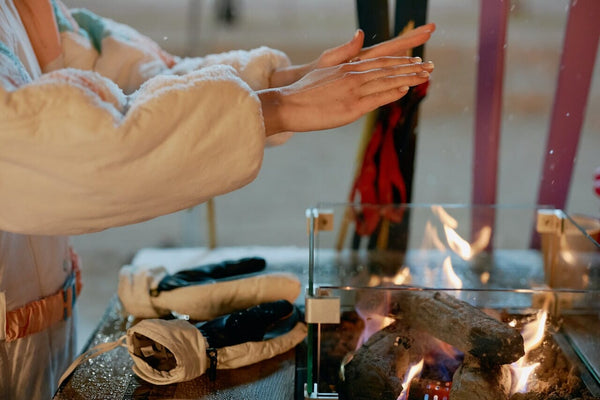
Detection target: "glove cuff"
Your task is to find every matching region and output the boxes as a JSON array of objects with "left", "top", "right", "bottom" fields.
[
  {"left": 118, "top": 264, "right": 169, "bottom": 318},
  {"left": 127, "top": 319, "right": 307, "bottom": 385},
  {"left": 127, "top": 319, "right": 209, "bottom": 385},
  {"left": 217, "top": 322, "right": 307, "bottom": 369}
]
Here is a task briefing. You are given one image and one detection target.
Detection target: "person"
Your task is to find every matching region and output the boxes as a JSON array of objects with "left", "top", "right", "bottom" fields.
[{"left": 0, "top": 0, "right": 435, "bottom": 398}]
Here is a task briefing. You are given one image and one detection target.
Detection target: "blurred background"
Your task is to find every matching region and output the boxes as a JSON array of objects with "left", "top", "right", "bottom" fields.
[{"left": 61, "top": 0, "right": 599, "bottom": 349}]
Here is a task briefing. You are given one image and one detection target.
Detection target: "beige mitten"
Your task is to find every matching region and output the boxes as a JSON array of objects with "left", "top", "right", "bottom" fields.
[{"left": 126, "top": 300, "right": 307, "bottom": 385}]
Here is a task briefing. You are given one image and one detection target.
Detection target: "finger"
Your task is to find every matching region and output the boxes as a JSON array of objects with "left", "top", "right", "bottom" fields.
[
  {"left": 359, "top": 23, "right": 436, "bottom": 59},
  {"left": 346, "top": 56, "right": 424, "bottom": 72},
  {"left": 350, "top": 60, "right": 434, "bottom": 81},
  {"left": 360, "top": 32, "right": 432, "bottom": 59},
  {"left": 359, "top": 86, "right": 410, "bottom": 112},
  {"left": 359, "top": 71, "right": 430, "bottom": 98},
  {"left": 400, "top": 22, "right": 436, "bottom": 38}
]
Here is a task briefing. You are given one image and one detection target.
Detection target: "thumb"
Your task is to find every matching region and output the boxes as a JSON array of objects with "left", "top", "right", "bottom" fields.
[{"left": 321, "top": 29, "right": 364, "bottom": 66}]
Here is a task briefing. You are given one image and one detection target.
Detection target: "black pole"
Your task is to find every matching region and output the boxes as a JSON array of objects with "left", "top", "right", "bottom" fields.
[
  {"left": 355, "top": 0, "right": 390, "bottom": 46},
  {"left": 394, "top": 0, "right": 429, "bottom": 58}
]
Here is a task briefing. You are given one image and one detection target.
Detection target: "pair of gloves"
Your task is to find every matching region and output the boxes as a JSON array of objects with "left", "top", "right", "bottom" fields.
[{"left": 118, "top": 257, "right": 306, "bottom": 385}]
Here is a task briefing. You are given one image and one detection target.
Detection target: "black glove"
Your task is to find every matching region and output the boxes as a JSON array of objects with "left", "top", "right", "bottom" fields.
[{"left": 151, "top": 257, "right": 266, "bottom": 295}]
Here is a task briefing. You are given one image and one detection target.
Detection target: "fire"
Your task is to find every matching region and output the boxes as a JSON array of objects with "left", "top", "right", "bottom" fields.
[
  {"left": 354, "top": 287, "right": 395, "bottom": 348},
  {"left": 509, "top": 309, "right": 548, "bottom": 394},
  {"left": 522, "top": 309, "right": 547, "bottom": 353},
  {"left": 397, "top": 359, "right": 424, "bottom": 400},
  {"left": 430, "top": 205, "right": 492, "bottom": 261},
  {"left": 354, "top": 313, "right": 395, "bottom": 350},
  {"left": 511, "top": 362, "right": 541, "bottom": 394},
  {"left": 387, "top": 266, "right": 411, "bottom": 286},
  {"left": 443, "top": 224, "right": 492, "bottom": 260},
  {"left": 442, "top": 256, "right": 463, "bottom": 289},
  {"left": 480, "top": 271, "right": 490, "bottom": 284},
  {"left": 420, "top": 220, "right": 447, "bottom": 251},
  {"left": 431, "top": 205, "right": 458, "bottom": 229}
]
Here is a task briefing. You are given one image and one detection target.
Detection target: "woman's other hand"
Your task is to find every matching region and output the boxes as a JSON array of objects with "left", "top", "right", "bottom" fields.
[{"left": 269, "top": 23, "right": 436, "bottom": 88}]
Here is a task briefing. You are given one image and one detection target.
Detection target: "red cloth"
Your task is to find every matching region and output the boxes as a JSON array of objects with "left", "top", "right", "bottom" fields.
[{"left": 350, "top": 81, "right": 429, "bottom": 236}]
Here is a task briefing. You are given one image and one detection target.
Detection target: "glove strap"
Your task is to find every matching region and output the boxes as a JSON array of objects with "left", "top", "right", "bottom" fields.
[
  {"left": 207, "top": 348, "right": 218, "bottom": 381},
  {"left": 58, "top": 335, "right": 127, "bottom": 388}
]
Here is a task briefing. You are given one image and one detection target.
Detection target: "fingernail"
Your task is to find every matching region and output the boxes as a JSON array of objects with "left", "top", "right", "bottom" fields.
[
  {"left": 410, "top": 57, "right": 422, "bottom": 63},
  {"left": 349, "top": 57, "right": 361, "bottom": 63},
  {"left": 423, "top": 61, "right": 435, "bottom": 70},
  {"left": 400, "top": 86, "right": 409, "bottom": 92},
  {"left": 354, "top": 29, "right": 361, "bottom": 39},
  {"left": 418, "top": 71, "right": 430, "bottom": 77}
]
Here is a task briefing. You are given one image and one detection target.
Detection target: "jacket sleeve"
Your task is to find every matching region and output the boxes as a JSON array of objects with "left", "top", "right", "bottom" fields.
[
  {"left": 0, "top": 65, "right": 267, "bottom": 236},
  {"left": 54, "top": 4, "right": 291, "bottom": 93}
]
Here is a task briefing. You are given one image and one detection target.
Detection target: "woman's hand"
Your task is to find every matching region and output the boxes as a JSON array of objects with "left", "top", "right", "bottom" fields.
[
  {"left": 269, "top": 23, "right": 436, "bottom": 88},
  {"left": 259, "top": 56, "right": 434, "bottom": 136}
]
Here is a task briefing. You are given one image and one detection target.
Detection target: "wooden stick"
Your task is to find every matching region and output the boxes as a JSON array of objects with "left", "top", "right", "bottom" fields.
[
  {"left": 390, "top": 290, "right": 524, "bottom": 365},
  {"left": 338, "top": 322, "right": 411, "bottom": 400},
  {"left": 449, "top": 354, "right": 512, "bottom": 400}
]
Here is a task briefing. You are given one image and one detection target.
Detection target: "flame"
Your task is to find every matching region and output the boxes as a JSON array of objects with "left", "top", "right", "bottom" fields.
[
  {"left": 443, "top": 225, "right": 474, "bottom": 259},
  {"left": 354, "top": 289, "right": 394, "bottom": 348},
  {"left": 511, "top": 362, "right": 541, "bottom": 393},
  {"left": 480, "top": 271, "right": 490, "bottom": 284},
  {"left": 560, "top": 249, "right": 577, "bottom": 265},
  {"left": 430, "top": 205, "right": 492, "bottom": 260},
  {"left": 509, "top": 308, "right": 548, "bottom": 394},
  {"left": 354, "top": 314, "right": 394, "bottom": 350},
  {"left": 367, "top": 275, "right": 382, "bottom": 286},
  {"left": 442, "top": 256, "right": 463, "bottom": 289},
  {"left": 398, "top": 359, "right": 424, "bottom": 400},
  {"left": 420, "top": 220, "right": 447, "bottom": 251},
  {"left": 522, "top": 309, "right": 548, "bottom": 353},
  {"left": 443, "top": 225, "right": 492, "bottom": 260},
  {"left": 432, "top": 205, "right": 458, "bottom": 229},
  {"left": 383, "top": 266, "right": 412, "bottom": 286}
]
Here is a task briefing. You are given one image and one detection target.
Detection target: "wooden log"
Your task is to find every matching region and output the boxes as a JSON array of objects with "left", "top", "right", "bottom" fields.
[
  {"left": 337, "top": 322, "right": 412, "bottom": 400},
  {"left": 450, "top": 354, "right": 512, "bottom": 400},
  {"left": 390, "top": 290, "right": 524, "bottom": 365}
]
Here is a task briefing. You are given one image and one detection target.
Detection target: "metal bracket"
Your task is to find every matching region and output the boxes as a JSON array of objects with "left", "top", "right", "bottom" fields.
[
  {"left": 536, "top": 209, "right": 566, "bottom": 235},
  {"left": 306, "top": 210, "right": 334, "bottom": 235},
  {"left": 305, "top": 296, "right": 340, "bottom": 324}
]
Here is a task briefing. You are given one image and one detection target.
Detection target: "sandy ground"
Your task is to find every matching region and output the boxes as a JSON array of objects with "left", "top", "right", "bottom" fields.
[{"left": 60, "top": 0, "right": 600, "bottom": 350}]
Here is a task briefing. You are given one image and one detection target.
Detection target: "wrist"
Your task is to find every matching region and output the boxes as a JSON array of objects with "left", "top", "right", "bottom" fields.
[
  {"left": 258, "top": 88, "right": 286, "bottom": 137},
  {"left": 269, "top": 63, "right": 312, "bottom": 88}
]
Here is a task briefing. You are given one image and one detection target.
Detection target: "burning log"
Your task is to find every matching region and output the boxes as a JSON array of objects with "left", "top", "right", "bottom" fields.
[
  {"left": 449, "top": 354, "right": 512, "bottom": 400},
  {"left": 337, "top": 321, "right": 413, "bottom": 400},
  {"left": 390, "top": 290, "right": 525, "bottom": 365}
]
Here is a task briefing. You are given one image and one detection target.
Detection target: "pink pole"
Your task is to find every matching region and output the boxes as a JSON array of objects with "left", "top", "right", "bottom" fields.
[
  {"left": 472, "top": 0, "right": 508, "bottom": 207},
  {"left": 472, "top": 0, "right": 508, "bottom": 246},
  {"left": 536, "top": 0, "right": 600, "bottom": 210}
]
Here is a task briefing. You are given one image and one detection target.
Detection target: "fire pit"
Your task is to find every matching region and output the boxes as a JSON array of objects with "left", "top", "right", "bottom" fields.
[{"left": 304, "top": 204, "right": 600, "bottom": 400}]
